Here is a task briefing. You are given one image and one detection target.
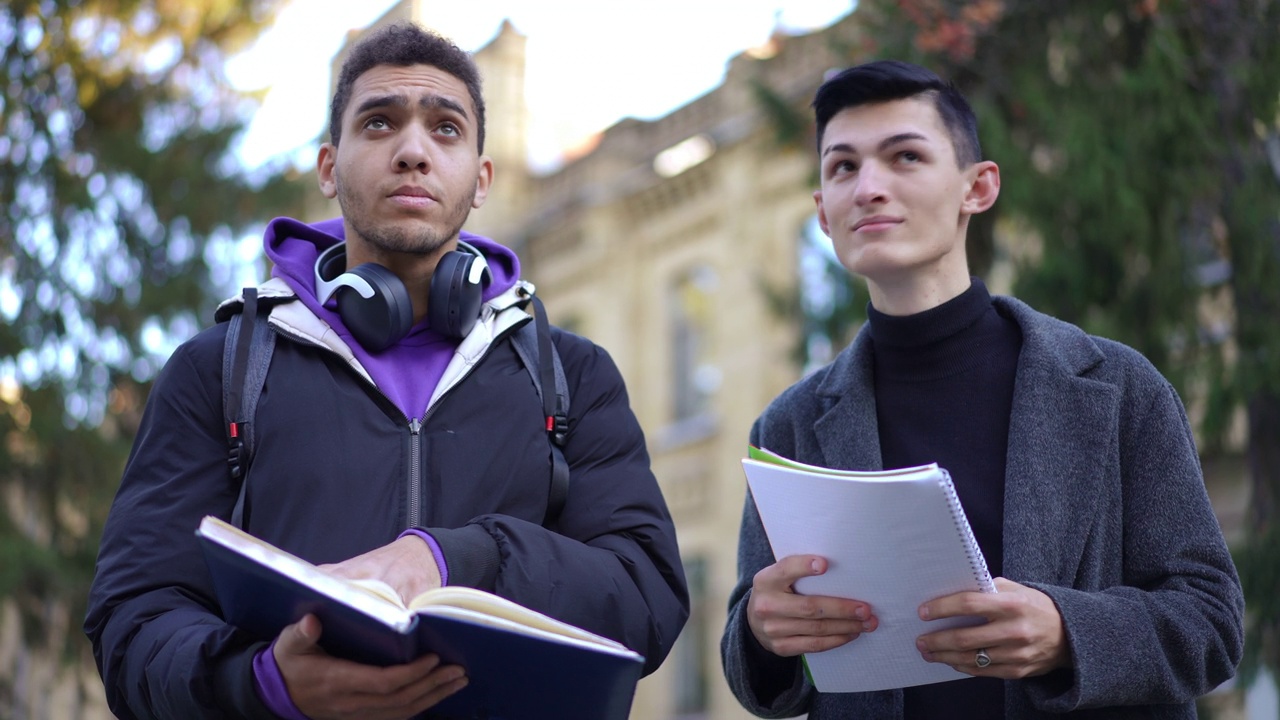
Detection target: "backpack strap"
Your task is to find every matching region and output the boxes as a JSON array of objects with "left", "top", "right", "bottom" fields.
[
  {"left": 510, "top": 294, "right": 571, "bottom": 527},
  {"left": 222, "top": 287, "right": 277, "bottom": 529}
]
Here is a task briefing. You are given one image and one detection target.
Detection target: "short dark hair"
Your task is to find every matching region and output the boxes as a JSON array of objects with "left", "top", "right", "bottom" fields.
[
  {"left": 328, "top": 22, "right": 486, "bottom": 152},
  {"left": 812, "top": 60, "right": 981, "bottom": 167}
]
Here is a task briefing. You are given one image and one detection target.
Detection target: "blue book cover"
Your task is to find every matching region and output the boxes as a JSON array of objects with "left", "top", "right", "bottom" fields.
[{"left": 197, "top": 516, "right": 644, "bottom": 720}]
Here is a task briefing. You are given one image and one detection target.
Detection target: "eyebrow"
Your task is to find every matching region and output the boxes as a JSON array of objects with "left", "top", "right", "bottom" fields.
[
  {"left": 353, "top": 94, "right": 470, "bottom": 121},
  {"left": 821, "top": 131, "right": 930, "bottom": 158}
]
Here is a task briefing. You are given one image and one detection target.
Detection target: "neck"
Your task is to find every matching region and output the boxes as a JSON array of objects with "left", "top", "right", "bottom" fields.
[{"left": 867, "top": 267, "right": 972, "bottom": 316}]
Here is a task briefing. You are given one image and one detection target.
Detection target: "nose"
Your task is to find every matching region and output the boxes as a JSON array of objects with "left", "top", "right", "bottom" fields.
[
  {"left": 853, "top": 161, "right": 888, "bottom": 206},
  {"left": 393, "top": 125, "right": 431, "bottom": 172}
]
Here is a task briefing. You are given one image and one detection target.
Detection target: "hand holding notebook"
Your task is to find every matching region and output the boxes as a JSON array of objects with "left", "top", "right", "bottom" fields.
[{"left": 741, "top": 446, "right": 996, "bottom": 693}]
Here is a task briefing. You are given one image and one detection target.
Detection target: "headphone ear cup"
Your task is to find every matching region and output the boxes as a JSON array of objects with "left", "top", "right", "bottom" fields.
[
  {"left": 429, "top": 251, "right": 485, "bottom": 339},
  {"left": 336, "top": 264, "right": 413, "bottom": 353}
]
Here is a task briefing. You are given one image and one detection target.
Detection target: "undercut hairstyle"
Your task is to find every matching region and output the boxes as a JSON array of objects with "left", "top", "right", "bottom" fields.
[
  {"left": 328, "top": 22, "right": 486, "bottom": 152},
  {"left": 812, "top": 60, "right": 982, "bottom": 167}
]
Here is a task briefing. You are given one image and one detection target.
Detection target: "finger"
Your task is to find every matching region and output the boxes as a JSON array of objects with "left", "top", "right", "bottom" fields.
[
  {"left": 337, "top": 654, "right": 451, "bottom": 699},
  {"left": 992, "top": 577, "right": 1022, "bottom": 592},
  {"left": 917, "top": 639, "right": 998, "bottom": 668},
  {"left": 275, "top": 614, "right": 323, "bottom": 660},
  {"left": 916, "top": 622, "right": 1002, "bottom": 656},
  {"left": 754, "top": 607, "right": 879, "bottom": 658},
  {"left": 770, "top": 631, "right": 862, "bottom": 657},
  {"left": 758, "top": 587, "right": 872, "bottom": 621},
  {"left": 761, "top": 614, "right": 876, "bottom": 640},
  {"left": 926, "top": 647, "right": 1039, "bottom": 681},
  {"left": 920, "top": 589, "right": 1002, "bottom": 622},
  {"left": 754, "top": 555, "right": 829, "bottom": 592},
  {"left": 301, "top": 663, "right": 453, "bottom": 719},
  {"left": 344, "top": 662, "right": 465, "bottom": 709},
  {"left": 396, "top": 665, "right": 470, "bottom": 714}
]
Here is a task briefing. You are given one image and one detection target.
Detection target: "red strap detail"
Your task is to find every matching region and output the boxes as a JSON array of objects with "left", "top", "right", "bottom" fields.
[
  {"left": 545, "top": 416, "right": 554, "bottom": 432},
  {"left": 229, "top": 422, "right": 240, "bottom": 439}
]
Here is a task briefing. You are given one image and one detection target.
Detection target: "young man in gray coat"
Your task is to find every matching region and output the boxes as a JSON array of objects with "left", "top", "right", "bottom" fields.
[{"left": 720, "top": 60, "right": 1243, "bottom": 719}]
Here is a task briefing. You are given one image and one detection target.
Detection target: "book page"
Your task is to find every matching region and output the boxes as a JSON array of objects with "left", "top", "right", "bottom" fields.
[
  {"left": 423, "top": 605, "right": 642, "bottom": 660},
  {"left": 408, "top": 587, "right": 634, "bottom": 653},
  {"left": 348, "top": 578, "right": 407, "bottom": 608},
  {"left": 742, "top": 456, "right": 995, "bottom": 693}
]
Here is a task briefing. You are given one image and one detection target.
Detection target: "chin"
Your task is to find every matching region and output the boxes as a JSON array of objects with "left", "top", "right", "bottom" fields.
[{"left": 840, "top": 249, "right": 904, "bottom": 278}]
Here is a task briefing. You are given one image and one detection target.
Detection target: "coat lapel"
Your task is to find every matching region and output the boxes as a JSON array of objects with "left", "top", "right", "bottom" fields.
[
  {"left": 812, "top": 329, "right": 884, "bottom": 471},
  {"left": 997, "top": 298, "right": 1118, "bottom": 584}
]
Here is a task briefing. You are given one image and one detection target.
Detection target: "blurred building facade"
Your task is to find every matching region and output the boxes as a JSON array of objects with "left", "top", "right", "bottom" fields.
[{"left": 472, "top": 18, "right": 861, "bottom": 720}]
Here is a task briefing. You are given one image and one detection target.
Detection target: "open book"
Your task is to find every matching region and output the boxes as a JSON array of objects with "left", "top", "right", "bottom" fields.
[
  {"left": 196, "top": 516, "right": 643, "bottom": 720},
  {"left": 742, "top": 447, "right": 995, "bottom": 693}
]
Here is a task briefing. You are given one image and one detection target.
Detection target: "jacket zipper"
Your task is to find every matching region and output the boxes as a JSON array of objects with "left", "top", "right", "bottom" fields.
[
  {"left": 407, "top": 418, "right": 423, "bottom": 527},
  {"left": 273, "top": 317, "right": 530, "bottom": 528},
  {"left": 402, "top": 318, "right": 533, "bottom": 527},
  {"left": 272, "top": 326, "right": 427, "bottom": 525}
]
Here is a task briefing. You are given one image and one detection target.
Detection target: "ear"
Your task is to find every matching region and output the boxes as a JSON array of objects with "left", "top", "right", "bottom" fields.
[
  {"left": 471, "top": 156, "right": 495, "bottom": 209},
  {"left": 813, "top": 190, "right": 833, "bottom": 238},
  {"left": 961, "top": 160, "right": 1000, "bottom": 215},
  {"left": 317, "top": 143, "right": 338, "bottom": 200}
]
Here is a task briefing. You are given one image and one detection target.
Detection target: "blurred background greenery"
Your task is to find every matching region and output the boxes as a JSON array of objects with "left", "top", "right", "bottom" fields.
[{"left": 1, "top": 0, "right": 1276, "bottom": 717}]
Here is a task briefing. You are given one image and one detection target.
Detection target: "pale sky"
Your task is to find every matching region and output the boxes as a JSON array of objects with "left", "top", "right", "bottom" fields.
[{"left": 227, "top": 0, "right": 853, "bottom": 173}]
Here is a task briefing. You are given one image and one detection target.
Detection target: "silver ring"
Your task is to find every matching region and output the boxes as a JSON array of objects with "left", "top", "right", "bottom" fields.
[{"left": 975, "top": 648, "right": 991, "bottom": 668}]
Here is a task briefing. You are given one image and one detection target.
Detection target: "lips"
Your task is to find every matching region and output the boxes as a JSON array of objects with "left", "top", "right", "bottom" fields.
[
  {"left": 390, "top": 185, "right": 435, "bottom": 200},
  {"left": 853, "top": 215, "right": 902, "bottom": 232},
  {"left": 388, "top": 185, "right": 437, "bottom": 208}
]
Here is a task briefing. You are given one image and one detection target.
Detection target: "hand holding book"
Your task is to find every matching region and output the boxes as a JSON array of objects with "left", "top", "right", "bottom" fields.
[
  {"left": 197, "top": 516, "right": 644, "bottom": 720},
  {"left": 273, "top": 612, "right": 469, "bottom": 720}
]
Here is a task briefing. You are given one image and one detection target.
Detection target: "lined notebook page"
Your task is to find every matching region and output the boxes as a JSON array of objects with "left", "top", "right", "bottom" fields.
[{"left": 741, "top": 455, "right": 995, "bottom": 693}]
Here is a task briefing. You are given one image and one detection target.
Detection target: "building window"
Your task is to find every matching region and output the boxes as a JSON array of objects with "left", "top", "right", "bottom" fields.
[
  {"left": 673, "top": 557, "right": 708, "bottom": 717},
  {"left": 670, "top": 265, "right": 720, "bottom": 422}
]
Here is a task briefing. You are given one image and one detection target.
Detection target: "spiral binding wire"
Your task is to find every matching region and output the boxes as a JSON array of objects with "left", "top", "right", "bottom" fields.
[{"left": 937, "top": 468, "right": 995, "bottom": 592}]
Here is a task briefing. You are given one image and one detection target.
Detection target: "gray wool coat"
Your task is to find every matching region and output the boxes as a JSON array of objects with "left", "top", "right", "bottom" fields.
[{"left": 721, "top": 296, "right": 1244, "bottom": 719}]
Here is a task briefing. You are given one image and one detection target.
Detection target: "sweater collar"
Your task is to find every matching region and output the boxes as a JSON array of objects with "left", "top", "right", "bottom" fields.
[{"left": 866, "top": 277, "right": 992, "bottom": 350}]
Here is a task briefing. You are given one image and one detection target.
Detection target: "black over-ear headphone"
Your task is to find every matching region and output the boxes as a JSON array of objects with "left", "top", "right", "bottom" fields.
[{"left": 314, "top": 241, "right": 492, "bottom": 352}]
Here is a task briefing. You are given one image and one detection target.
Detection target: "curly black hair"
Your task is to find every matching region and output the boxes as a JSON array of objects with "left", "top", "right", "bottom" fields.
[{"left": 328, "top": 22, "right": 486, "bottom": 152}]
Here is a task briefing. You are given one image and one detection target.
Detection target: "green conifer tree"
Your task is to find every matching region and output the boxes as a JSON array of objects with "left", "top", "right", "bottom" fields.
[{"left": 0, "top": 1, "right": 306, "bottom": 702}]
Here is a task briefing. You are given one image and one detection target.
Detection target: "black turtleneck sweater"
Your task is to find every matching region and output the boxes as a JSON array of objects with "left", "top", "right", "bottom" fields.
[{"left": 866, "top": 278, "right": 1021, "bottom": 720}]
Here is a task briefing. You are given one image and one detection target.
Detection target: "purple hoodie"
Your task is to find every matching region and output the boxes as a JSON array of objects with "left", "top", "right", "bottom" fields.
[{"left": 263, "top": 216, "right": 520, "bottom": 420}]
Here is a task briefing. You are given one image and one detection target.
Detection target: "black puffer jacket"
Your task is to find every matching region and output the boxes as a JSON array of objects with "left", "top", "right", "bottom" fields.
[{"left": 85, "top": 283, "right": 689, "bottom": 720}]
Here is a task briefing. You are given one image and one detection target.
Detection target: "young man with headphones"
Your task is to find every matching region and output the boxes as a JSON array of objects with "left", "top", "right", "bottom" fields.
[{"left": 86, "top": 22, "right": 689, "bottom": 720}]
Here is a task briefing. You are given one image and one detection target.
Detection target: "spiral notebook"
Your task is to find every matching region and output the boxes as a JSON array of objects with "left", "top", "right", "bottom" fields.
[{"left": 742, "top": 446, "right": 996, "bottom": 693}]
